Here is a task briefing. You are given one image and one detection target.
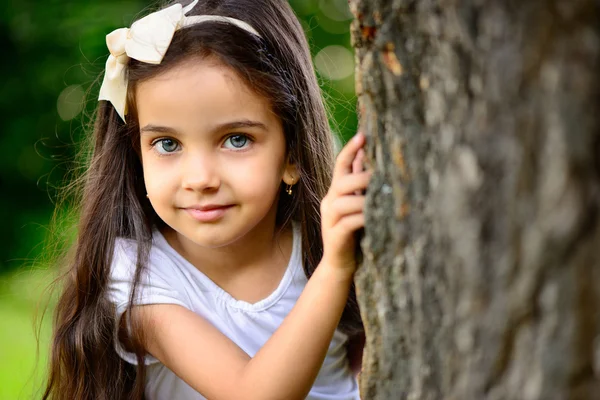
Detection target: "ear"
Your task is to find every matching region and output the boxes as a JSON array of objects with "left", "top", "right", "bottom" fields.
[{"left": 282, "top": 155, "right": 299, "bottom": 185}]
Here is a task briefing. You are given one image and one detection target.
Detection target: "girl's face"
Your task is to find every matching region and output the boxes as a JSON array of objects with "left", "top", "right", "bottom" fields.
[{"left": 136, "top": 59, "right": 296, "bottom": 248}]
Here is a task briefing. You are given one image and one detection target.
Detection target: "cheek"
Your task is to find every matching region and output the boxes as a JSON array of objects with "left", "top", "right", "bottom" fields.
[
  {"left": 142, "top": 158, "right": 177, "bottom": 195},
  {"left": 229, "top": 155, "right": 285, "bottom": 199}
]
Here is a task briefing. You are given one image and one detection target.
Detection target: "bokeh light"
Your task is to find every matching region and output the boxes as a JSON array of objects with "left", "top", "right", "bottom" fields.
[
  {"left": 56, "top": 84, "right": 85, "bottom": 121},
  {"left": 314, "top": 45, "right": 355, "bottom": 80},
  {"left": 319, "top": 0, "right": 353, "bottom": 21}
]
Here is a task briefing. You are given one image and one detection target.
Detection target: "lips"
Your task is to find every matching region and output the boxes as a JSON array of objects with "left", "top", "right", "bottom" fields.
[
  {"left": 182, "top": 204, "right": 234, "bottom": 222},
  {"left": 189, "top": 204, "right": 231, "bottom": 211}
]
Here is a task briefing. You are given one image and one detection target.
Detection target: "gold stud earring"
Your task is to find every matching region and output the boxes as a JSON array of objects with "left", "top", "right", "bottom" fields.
[{"left": 286, "top": 178, "right": 295, "bottom": 195}]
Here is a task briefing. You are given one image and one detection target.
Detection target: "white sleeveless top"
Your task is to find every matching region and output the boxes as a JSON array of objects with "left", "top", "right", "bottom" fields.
[{"left": 107, "top": 223, "right": 360, "bottom": 400}]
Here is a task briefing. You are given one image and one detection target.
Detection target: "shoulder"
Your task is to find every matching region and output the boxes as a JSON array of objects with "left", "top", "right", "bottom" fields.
[
  {"left": 108, "top": 233, "right": 193, "bottom": 314},
  {"left": 111, "top": 234, "right": 177, "bottom": 279},
  {"left": 108, "top": 233, "right": 189, "bottom": 305}
]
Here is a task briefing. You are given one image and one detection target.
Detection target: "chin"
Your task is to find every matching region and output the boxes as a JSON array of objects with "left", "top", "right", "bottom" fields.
[
  {"left": 178, "top": 221, "right": 252, "bottom": 248},
  {"left": 175, "top": 227, "right": 233, "bottom": 248},
  {"left": 165, "top": 208, "right": 274, "bottom": 249}
]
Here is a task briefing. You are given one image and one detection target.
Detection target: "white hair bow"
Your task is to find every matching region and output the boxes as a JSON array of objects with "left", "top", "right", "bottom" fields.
[{"left": 98, "top": 0, "right": 261, "bottom": 122}]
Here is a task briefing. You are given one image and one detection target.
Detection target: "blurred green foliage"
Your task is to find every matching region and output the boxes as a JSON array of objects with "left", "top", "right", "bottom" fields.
[
  {"left": 0, "top": 0, "right": 356, "bottom": 398},
  {"left": 0, "top": 269, "right": 54, "bottom": 399}
]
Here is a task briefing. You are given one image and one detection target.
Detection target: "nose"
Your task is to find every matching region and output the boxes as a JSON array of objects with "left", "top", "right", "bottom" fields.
[{"left": 181, "top": 152, "right": 221, "bottom": 192}]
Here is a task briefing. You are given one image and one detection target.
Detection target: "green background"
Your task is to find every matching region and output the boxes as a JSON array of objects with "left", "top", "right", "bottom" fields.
[{"left": 0, "top": 0, "right": 357, "bottom": 398}]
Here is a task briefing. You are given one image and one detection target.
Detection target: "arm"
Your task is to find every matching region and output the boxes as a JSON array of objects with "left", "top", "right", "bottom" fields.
[{"left": 132, "top": 262, "right": 353, "bottom": 400}]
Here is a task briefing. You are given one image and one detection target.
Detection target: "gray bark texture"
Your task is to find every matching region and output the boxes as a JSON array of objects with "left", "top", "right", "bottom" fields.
[{"left": 350, "top": 0, "right": 600, "bottom": 399}]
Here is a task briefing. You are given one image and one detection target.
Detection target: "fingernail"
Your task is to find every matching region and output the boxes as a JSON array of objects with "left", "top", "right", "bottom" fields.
[{"left": 353, "top": 132, "right": 364, "bottom": 143}]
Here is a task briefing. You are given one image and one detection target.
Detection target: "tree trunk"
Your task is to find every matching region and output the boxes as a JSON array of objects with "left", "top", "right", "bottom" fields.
[{"left": 350, "top": 0, "right": 600, "bottom": 399}]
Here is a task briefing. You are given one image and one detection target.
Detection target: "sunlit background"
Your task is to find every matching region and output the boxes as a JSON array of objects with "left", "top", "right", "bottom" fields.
[{"left": 0, "top": 0, "right": 357, "bottom": 398}]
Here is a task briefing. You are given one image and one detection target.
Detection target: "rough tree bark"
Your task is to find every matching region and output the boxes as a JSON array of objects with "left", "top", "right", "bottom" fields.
[{"left": 350, "top": 0, "right": 600, "bottom": 399}]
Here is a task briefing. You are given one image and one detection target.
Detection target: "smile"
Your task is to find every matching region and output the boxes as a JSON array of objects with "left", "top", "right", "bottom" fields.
[{"left": 183, "top": 205, "right": 234, "bottom": 222}]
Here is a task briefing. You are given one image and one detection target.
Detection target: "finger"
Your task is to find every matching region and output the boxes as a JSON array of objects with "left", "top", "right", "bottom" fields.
[
  {"left": 352, "top": 148, "right": 365, "bottom": 175},
  {"left": 334, "top": 133, "right": 366, "bottom": 178},
  {"left": 329, "top": 196, "right": 365, "bottom": 224},
  {"left": 352, "top": 149, "right": 366, "bottom": 195},
  {"left": 332, "top": 171, "right": 372, "bottom": 196},
  {"left": 335, "top": 212, "right": 365, "bottom": 234}
]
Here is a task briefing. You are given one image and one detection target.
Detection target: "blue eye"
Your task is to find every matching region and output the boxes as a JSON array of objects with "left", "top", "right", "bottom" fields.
[
  {"left": 154, "top": 138, "right": 180, "bottom": 154},
  {"left": 224, "top": 135, "right": 250, "bottom": 149}
]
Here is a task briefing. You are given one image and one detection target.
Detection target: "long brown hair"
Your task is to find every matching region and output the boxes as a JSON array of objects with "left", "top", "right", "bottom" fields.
[{"left": 42, "top": 1, "right": 363, "bottom": 399}]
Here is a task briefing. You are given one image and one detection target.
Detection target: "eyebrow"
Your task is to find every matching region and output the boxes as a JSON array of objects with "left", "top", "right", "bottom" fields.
[{"left": 140, "top": 119, "right": 268, "bottom": 135}]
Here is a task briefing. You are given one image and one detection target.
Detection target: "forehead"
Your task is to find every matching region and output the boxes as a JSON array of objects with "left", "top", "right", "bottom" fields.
[{"left": 134, "top": 59, "right": 278, "bottom": 130}]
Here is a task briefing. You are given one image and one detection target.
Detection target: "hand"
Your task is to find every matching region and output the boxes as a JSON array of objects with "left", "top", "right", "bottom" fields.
[{"left": 320, "top": 132, "right": 372, "bottom": 275}]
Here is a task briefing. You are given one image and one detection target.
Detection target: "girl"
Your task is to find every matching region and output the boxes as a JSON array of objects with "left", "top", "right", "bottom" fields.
[{"left": 43, "top": 0, "right": 370, "bottom": 399}]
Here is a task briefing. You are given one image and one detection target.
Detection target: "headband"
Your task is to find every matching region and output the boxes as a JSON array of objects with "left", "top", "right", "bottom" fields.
[{"left": 98, "top": 0, "right": 262, "bottom": 122}]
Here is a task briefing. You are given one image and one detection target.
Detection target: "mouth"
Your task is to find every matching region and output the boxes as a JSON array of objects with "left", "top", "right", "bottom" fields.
[{"left": 182, "top": 205, "right": 234, "bottom": 222}]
